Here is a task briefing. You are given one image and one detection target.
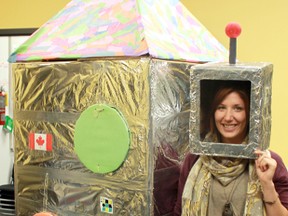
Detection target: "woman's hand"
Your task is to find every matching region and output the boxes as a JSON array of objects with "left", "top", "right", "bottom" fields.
[
  {"left": 254, "top": 150, "right": 288, "bottom": 216},
  {"left": 254, "top": 149, "right": 277, "bottom": 183}
]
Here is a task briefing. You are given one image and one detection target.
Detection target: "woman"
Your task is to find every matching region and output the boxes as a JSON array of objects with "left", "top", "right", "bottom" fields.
[{"left": 174, "top": 86, "right": 288, "bottom": 216}]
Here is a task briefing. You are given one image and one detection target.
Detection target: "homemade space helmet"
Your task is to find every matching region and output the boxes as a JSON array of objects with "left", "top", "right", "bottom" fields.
[{"left": 189, "top": 23, "right": 273, "bottom": 159}]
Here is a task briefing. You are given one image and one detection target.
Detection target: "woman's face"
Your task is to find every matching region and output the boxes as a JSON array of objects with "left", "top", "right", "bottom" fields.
[{"left": 214, "top": 91, "right": 247, "bottom": 144}]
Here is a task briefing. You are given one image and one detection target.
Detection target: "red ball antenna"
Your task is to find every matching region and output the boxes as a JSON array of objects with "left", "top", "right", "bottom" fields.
[{"left": 225, "top": 22, "right": 241, "bottom": 64}]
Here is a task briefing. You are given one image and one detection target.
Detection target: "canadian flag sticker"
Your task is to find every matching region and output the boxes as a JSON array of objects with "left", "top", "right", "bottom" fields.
[{"left": 29, "top": 133, "right": 53, "bottom": 151}]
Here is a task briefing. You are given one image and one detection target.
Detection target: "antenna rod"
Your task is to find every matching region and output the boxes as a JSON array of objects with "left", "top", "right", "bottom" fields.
[{"left": 225, "top": 22, "right": 242, "bottom": 64}]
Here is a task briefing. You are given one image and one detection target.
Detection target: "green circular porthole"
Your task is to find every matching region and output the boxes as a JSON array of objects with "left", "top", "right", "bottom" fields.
[{"left": 74, "top": 104, "right": 130, "bottom": 174}]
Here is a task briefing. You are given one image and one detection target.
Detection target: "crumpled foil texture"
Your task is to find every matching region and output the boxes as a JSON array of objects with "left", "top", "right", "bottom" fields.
[{"left": 12, "top": 57, "right": 194, "bottom": 215}]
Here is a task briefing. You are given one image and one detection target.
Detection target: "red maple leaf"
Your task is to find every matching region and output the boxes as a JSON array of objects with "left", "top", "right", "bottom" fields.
[{"left": 36, "top": 136, "right": 45, "bottom": 145}]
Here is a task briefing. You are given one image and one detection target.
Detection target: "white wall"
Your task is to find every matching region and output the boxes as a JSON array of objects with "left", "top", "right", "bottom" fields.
[{"left": 0, "top": 36, "right": 28, "bottom": 185}]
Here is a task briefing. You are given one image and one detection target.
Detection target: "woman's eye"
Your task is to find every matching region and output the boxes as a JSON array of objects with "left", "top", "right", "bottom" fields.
[
  {"left": 234, "top": 106, "right": 244, "bottom": 111},
  {"left": 217, "top": 105, "right": 225, "bottom": 110}
]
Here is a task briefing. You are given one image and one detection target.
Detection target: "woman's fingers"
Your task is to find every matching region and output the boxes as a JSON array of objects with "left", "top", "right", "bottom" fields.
[{"left": 255, "top": 149, "right": 277, "bottom": 175}]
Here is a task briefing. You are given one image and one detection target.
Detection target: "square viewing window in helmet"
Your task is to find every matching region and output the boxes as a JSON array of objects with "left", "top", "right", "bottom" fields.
[{"left": 190, "top": 62, "right": 273, "bottom": 159}]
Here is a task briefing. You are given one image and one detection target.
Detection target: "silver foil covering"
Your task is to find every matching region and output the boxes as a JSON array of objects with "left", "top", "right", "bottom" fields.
[
  {"left": 12, "top": 57, "right": 194, "bottom": 215},
  {"left": 190, "top": 62, "right": 273, "bottom": 158}
]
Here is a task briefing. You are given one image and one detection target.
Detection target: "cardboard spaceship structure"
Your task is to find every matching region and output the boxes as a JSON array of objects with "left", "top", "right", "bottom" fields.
[
  {"left": 11, "top": 0, "right": 228, "bottom": 215},
  {"left": 10, "top": 0, "right": 274, "bottom": 216}
]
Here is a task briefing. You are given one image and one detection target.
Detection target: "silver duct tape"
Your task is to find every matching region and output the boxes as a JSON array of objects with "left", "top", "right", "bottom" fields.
[
  {"left": 14, "top": 110, "right": 80, "bottom": 124},
  {"left": 190, "top": 62, "right": 273, "bottom": 158},
  {"left": 12, "top": 57, "right": 194, "bottom": 215}
]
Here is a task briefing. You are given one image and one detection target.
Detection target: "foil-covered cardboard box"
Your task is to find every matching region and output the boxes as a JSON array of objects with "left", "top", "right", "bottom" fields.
[
  {"left": 12, "top": 57, "right": 194, "bottom": 216},
  {"left": 190, "top": 62, "right": 273, "bottom": 158}
]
